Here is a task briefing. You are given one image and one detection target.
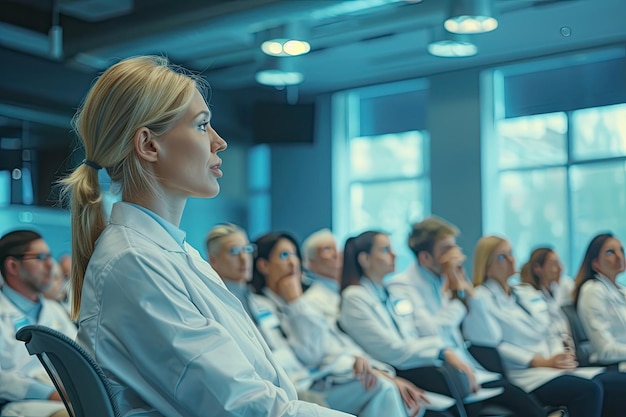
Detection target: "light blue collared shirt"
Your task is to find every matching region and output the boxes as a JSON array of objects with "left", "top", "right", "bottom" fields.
[
  {"left": 126, "top": 202, "right": 186, "bottom": 249},
  {"left": 2, "top": 284, "right": 42, "bottom": 326},
  {"left": 418, "top": 264, "right": 447, "bottom": 310}
]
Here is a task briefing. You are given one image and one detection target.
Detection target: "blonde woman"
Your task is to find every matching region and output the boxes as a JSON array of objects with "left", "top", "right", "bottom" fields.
[
  {"left": 61, "top": 56, "right": 351, "bottom": 417},
  {"left": 464, "top": 236, "right": 607, "bottom": 417}
]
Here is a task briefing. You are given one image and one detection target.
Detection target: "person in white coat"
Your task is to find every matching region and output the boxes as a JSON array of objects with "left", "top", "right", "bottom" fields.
[
  {"left": 388, "top": 217, "right": 548, "bottom": 417},
  {"left": 520, "top": 247, "right": 575, "bottom": 346},
  {"left": 251, "top": 231, "right": 440, "bottom": 417},
  {"left": 60, "top": 55, "right": 351, "bottom": 417},
  {"left": 0, "top": 230, "right": 76, "bottom": 417},
  {"left": 464, "top": 236, "right": 610, "bottom": 417},
  {"left": 300, "top": 229, "right": 342, "bottom": 323},
  {"left": 338, "top": 231, "right": 510, "bottom": 417},
  {"left": 573, "top": 233, "right": 626, "bottom": 364},
  {"left": 207, "top": 223, "right": 332, "bottom": 406}
]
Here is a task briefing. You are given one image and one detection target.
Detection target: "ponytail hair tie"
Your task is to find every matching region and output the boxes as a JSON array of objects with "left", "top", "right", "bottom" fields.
[{"left": 82, "top": 159, "right": 102, "bottom": 170}]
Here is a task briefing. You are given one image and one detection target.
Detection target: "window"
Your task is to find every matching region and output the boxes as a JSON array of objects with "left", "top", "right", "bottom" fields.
[
  {"left": 247, "top": 144, "right": 271, "bottom": 239},
  {"left": 333, "top": 80, "right": 430, "bottom": 272},
  {"left": 486, "top": 53, "right": 626, "bottom": 279}
]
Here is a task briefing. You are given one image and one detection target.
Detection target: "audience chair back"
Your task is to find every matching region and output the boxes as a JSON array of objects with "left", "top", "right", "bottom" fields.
[
  {"left": 15, "top": 324, "right": 121, "bottom": 417},
  {"left": 560, "top": 304, "right": 592, "bottom": 366}
]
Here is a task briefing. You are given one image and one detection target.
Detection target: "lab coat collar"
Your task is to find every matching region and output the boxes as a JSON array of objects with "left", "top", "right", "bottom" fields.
[
  {"left": 108, "top": 202, "right": 185, "bottom": 253},
  {"left": 262, "top": 287, "right": 287, "bottom": 310},
  {"left": 484, "top": 278, "right": 511, "bottom": 299},
  {"left": 594, "top": 273, "right": 626, "bottom": 299}
]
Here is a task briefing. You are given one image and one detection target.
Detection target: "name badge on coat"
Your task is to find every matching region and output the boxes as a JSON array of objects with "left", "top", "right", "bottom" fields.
[{"left": 392, "top": 298, "right": 414, "bottom": 316}]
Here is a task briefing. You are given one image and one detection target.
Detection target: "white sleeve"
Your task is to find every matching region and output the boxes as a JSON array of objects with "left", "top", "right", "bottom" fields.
[
  {"left": 91, "top": 252, "right": 351, "bottom": 417},
  {"left": 462, "top": 289, "right": 535, "bottom": 370},
  {"left": 278, "top": 297, "right": 328, "bottom": 368},
  {"left": 462, "top": 289, "right": 502, "bottom": 347},
  {"left": 338, "top": 286, "right": 443, "bottom": 370},
  {"left": 578, "top": 281, "right": 626, "bottom": 363}
]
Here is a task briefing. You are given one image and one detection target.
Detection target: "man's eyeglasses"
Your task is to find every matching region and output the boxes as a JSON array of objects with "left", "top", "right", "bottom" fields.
[
  {"left": 11, "top": 253, "right": 53, "bottom": 262},
  {"left": 228, "top": 244, "right": 257, "bottom": 256}
]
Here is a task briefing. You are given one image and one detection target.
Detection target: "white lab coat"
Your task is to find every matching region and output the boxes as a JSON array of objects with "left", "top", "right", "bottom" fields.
[
  {"left": 301, "top": 272, "right": 340, "bottom": 324},
  {"left": 577, "top": 274, "right": 626, "bottom": 363},
  {"left": 76, "top": 202, "right": 351, "bottom": 417},
  {"left": 463, "top": 279, "right": 602, "bottom": 392},
  {"left": 536, "top": 278, "right": 575, "bottom": 345},
  {"left": 0, "top": 289, "right": 76, "bottom": 414},
  {"left": 339, "top": 279, "right": 444, "bottom": 371},
  {"left": 388, "top": 264, "right": 502, "bottom": 384},
  {"left": 255, "top": 290, "right": 411, "bottom": 417}
]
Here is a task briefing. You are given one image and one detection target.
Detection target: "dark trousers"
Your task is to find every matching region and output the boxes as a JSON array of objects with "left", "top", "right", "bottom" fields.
[
  {"left": 425, "top": 410, "right": 455, "bottom": 417},
  {"left": 592, "top": 369, "right": 626, "bottom": 417},
  {"left": 465, "top": 378, "right": 546, "bottom": 417},
  {"left": 397, "top": 368, "right": 545, "bottom": 417},
  {"left": 532, "top": 374, "right": 602, "bottom": 417}
]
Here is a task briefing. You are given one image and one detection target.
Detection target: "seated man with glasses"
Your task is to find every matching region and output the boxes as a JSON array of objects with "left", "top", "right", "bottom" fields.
[{"left": 0, "top": 230, "right": 77, "bottom": 417}]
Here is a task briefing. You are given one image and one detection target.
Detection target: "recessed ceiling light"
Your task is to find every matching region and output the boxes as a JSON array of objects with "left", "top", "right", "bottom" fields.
[{"left": 255, "top": 70, "right": 304, "bottom": 86}]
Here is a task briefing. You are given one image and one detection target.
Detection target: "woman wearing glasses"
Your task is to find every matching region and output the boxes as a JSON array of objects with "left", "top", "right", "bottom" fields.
[{"left": 61, "top": 55, "right": 350, "bottom": 417}]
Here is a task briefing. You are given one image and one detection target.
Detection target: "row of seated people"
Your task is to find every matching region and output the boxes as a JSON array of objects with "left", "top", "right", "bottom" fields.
[
  {"left": 1, "top": 219, "right": 625, "bottom": 417},
  {"left": 206, "top": 217, "right": 626, "bottom": 417}
]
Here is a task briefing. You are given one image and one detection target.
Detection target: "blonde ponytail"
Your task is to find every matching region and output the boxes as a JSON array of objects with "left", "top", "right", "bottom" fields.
[{"left": 60, "top": 164, "right": 107, "bottom": 320}]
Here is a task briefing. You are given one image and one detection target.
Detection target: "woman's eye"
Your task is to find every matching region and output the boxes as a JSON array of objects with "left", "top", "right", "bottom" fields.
[{"left": 198, "top": 122, "right": 209, "bottom": 132}]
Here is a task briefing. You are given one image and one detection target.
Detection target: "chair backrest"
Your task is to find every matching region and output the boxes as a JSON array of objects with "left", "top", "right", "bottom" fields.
[
  {"left": 561, "top": 304, "right": 591, "bottom": 366},
  {"left": 467, "top": 344, "right": 507, "bottom": 377},
  {"left": 15, "top": 324, "right": 121, "bottom": 417}
]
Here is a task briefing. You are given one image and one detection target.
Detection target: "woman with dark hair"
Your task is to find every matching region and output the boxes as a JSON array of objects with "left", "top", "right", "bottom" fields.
[
  {"left": 574, "top": 233, "right": 626, "bottom": 363},
  {"left": 251, "top": 232, "right": 430, "bottom": 417},
  {"left": 338, "top": 231, "right": 545, "bottom": 417}
]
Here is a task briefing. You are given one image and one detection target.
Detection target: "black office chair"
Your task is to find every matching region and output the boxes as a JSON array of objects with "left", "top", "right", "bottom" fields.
[
  {"left": 15, "top": 324, "right": 121, "bottom": 417},
  {"left": 560, "top": 304, "right": 594, "bottom": 366}
]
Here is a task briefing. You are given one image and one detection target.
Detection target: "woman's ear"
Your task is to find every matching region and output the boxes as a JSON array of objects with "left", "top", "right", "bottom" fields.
[
  {"left": 591, "top": 258, "right": 600, "bottom": 275},
  {"left": 256, "top": 258, "right": 269, "bottom": 276},
  {"left": 357, "top": 251, "right": 370, "bottom": 271},
  {"left": 532, "top": 263, "right": 542, "bottom": 277},
  {"left": 134, "top": 127, "right": 159, "bottom": 163}
]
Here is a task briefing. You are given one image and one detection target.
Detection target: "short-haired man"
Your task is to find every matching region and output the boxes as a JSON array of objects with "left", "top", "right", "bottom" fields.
[
  {"left": 388, "top": 217, "right": 546, "bottom": 417},
  {"left": 0, "top": 230, "right": 76, "bottom": 417},
  {"left": 301, "top": 229, "right": 342, "bottom": 322}
]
